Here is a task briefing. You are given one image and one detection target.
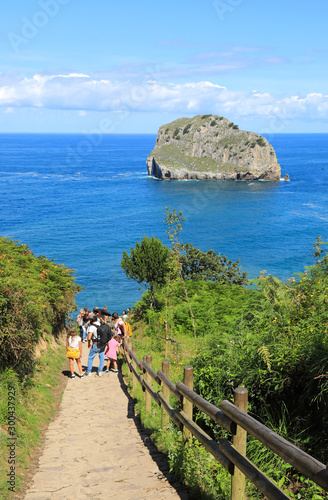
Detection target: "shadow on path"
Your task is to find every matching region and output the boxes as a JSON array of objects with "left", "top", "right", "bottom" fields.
[{"left": 117, "top": 369, "right": 190, "bottom": 499}]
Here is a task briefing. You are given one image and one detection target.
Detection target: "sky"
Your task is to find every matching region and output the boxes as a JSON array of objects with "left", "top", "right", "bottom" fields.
[{"left": 0, "top": 0, "right": 327, "bottom": 133}]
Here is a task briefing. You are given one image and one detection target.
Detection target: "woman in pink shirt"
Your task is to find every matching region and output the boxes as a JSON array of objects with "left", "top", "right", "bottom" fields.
[{"left": 105, "top": 335, "right": 123, "bottom": 373}]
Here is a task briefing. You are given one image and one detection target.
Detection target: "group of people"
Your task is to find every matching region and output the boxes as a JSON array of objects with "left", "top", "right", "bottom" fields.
[{"left": 66, "top": 307, "right": 131, "bottom": 379}]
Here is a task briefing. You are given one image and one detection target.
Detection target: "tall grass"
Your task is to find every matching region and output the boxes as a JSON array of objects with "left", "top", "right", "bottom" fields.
[{"left": 0, "top": 342, "right": 67, "bottom": 500}]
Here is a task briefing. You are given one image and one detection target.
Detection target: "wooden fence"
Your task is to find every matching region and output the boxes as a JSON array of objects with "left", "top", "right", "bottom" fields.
[{"left": 123, "top": 337, "right": 328, "bottom": 500}]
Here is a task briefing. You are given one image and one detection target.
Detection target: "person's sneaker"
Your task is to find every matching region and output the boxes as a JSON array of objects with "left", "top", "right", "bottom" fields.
[
  {"left": 85, "top": 371, "right": 91, "bottom": 376},
  {"left": 80, "top": 373, "right": 85, "bottom": 378},
  {"left": 113, "top": 369, "right": 118, "bottom": 373},
  {"left": 70, "top": 374, "right": 76, "bottom": 379},
  {"left": 97, "top": 372, "right": 103, "bottom": 376},
  {"left": 105, "top": 369, "right": 109, "bottom": 373}
]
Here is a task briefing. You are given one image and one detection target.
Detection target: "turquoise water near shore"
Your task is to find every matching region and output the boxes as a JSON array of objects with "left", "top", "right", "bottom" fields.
[{"left": 0, "top": 133, "right": 327, "bottom": 312}]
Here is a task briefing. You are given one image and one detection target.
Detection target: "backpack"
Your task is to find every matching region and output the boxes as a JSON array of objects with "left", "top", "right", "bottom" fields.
[
  {"left": 123, "top": 321, "right": 132, "bottom": 337},
  {"left": 95, "top": 323, "right": 113, "bottom": 348}
]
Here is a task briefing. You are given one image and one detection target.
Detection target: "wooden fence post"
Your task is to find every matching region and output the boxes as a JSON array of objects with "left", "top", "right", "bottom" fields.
[
  {"left": 161, "top": 360, "right": 170, "bottom": 429},
  {"left": 183, "top": 366, "right": 193, "bottom": 441},
  {"left": 132, "top": 345, "right": 137, "bottom": 391},
  {"left": 144, "top": 354, "right": 152, "bottom": 414},
  {"left": 164, "top": 321, "right": 168, "bottom": 358},
  {"left": 231, "top": 386, "right": 248, "bottom": 500}
]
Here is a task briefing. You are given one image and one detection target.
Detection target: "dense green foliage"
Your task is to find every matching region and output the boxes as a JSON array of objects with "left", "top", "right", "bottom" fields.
[
  {"left": 0, "top": 238, "right": 80, "bottom": 376},
  {"left": 179, "top": 243, "right": 247, "bottom": 285},
  {"left": 121, "top": 235, "right": 170, "bottom": 307},
  {"left": 131, "top": 241, "right": 328, "bottom": 498}
]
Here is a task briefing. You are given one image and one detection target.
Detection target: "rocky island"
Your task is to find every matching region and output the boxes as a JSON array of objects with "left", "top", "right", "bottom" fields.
[{"left": 146, "top": 115, "right": 281, "bottom": 181}]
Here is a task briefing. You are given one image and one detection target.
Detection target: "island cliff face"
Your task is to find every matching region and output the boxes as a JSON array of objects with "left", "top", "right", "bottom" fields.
[{"left": 146, "top": 115, "right": 281, "bottom": 180}]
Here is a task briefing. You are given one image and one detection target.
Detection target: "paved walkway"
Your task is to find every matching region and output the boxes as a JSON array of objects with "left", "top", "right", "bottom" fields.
[{"left": 24, "top": 344, "right": 189, "bottom": 500}]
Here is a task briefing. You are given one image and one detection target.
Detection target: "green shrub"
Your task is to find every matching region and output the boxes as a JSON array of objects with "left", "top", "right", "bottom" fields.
[
  {"left": 129, "top": 232, "right": 328, "bottom": 498},
  {"left": 256, "top": 138, "right": 266, "bottom": 147},
  {"left": 183, "top": 123, "right": 192, "bottom": 134},
  {"left": 0, "top": 238, "right": 81, "bottom": 377}
]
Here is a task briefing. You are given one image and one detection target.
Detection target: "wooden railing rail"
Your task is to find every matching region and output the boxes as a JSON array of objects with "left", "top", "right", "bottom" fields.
[
  {"left": 123, "top": 338, "right": 328, "bottom": 499},
  {"left": 220, "top": 400, "right": 328, "bottom": 491},
  {"left": 142, "top": 359, "right": 162, "bottom": 385},
  {"left": 157, "top": 369, "right": 183, "bottom": 402},
  {"left": 176, "top": 381, "right": 235, "bottom": 433}
]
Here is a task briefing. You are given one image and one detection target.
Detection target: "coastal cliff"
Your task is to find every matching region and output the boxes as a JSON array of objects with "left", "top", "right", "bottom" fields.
[{"left": 146, "top": 115, "right": 281, "bottom": 180}]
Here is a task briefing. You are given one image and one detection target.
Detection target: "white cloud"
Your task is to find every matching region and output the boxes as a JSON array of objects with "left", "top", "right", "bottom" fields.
[{"left": 0, "top": 73, "right": 327, "bottom": 121}]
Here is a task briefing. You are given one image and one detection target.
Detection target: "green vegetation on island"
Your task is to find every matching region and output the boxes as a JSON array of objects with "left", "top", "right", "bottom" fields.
[{"left": 146, "top": 115, "right": 281, "bottom": 181}]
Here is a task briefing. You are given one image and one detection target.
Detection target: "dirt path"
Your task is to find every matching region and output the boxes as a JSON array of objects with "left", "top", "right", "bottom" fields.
[{"left": 23, "top": 344, "right": 189, "bottom": 500}]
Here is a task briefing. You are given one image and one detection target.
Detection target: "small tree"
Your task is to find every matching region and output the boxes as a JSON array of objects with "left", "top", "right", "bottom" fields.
[
  {"left": 179, "top": 243, "right": 247, "bottom": 285},
  {"left": 164, "top": 206, "right": 185, "bottom": 275},
  {"left": 121, "top": 236, "right": 170, "bottom": 307}
]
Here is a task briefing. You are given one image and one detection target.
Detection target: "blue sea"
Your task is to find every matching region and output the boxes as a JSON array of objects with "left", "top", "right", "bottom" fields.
[{"left": 0, "top": 133, "right": 327, "bottom": 314}]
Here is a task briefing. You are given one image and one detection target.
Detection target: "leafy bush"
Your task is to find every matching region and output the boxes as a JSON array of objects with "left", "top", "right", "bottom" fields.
[
  {"left": 129, "top": 236, "right": 328, "bottom": 498},
  {"left": 179, "top": 243, "right": 247, "bottom": 285},
  {"left": 201, "top": 114, "right": 212, "bottom": 119},
  {"left": 191, "top": 257, "right": 328, "bottom": 464},
  {"left": 0, "top": 238, "right": 80, "bottom": 376},
  {"left": 167, "top": 433, "right": 230, "bottom": 498},
  {"left": 210, "top": 120, "right": 217, "bottom": 126},
  {"left": 121, "top": 236, "right": 170, "bottom": 307},
  {"left": 173, "top": 128, "right": 180, "bottom": 138},
  {"left": 183, "top": 123, "right": 192, "bottom": 134}
]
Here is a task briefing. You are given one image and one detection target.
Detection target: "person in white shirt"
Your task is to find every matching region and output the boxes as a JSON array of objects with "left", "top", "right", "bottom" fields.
[{"left": 66, "top": 327, "right": 84, "bottom": 379}]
